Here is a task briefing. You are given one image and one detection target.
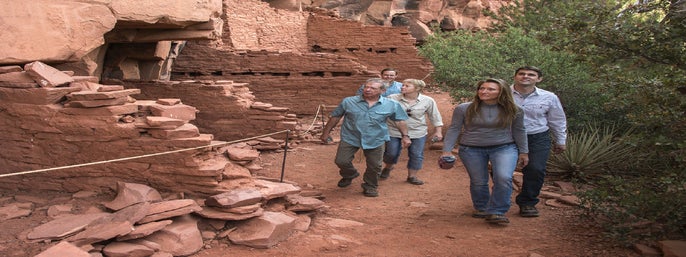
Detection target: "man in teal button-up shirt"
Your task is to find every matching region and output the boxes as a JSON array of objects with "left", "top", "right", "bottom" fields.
[{"left": 321, "top": 78, "right": 410, "bottom": 197}]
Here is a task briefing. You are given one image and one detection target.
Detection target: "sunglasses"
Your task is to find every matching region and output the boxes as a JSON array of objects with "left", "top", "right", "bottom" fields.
[{"left": 406, "top": 108, "right": 412, "bottom": 117}]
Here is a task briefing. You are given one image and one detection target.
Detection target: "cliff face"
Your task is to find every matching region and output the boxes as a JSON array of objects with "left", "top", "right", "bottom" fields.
[
  {"left": 0, "top": 0, "right": 508, "bottom": 193},
  {"left": 266, "top": 0, "right": 512, "bottom": 41}
]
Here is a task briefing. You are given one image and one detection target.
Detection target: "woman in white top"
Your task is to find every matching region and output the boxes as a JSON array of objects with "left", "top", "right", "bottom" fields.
[{"left": 381, "top": 79, "right": 443, "bottom": 185}]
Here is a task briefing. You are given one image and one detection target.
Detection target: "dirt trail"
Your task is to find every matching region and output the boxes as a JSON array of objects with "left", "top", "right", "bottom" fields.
[{"left": 194, "top": 91, "right": 637, "bottom": 257}]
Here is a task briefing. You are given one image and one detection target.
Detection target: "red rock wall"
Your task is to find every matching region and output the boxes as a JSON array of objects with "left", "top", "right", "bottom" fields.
[
  {"left": 306, "top": 14, "right": 434, "bottom": 81},
  {"left": 120, "top": 80, "right": 298, "bottom": 140},
  {"left": 170, "top": 0, "right": 433, "bottom": 115},
  {"left": 170, "top": 48, "right": 375, "bottom": 114},
  {"left": 0, "top": 64, "right": 250, "bottom": 195}
]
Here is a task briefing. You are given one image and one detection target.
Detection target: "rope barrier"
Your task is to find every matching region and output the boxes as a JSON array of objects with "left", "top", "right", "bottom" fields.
[
  {"left": 0, "top": 130, "right": 290, "bottom": 178},
  {"left": 300, "top": 104, "right": 323, "bottom": 135}
]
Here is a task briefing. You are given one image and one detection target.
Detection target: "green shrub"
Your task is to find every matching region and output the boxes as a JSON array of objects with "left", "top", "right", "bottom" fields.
[
  {"left": 418, "top": 27, "right": 616, "bottom": 131},
  {"left": 547, "top": 125, "right": 638, "bottom": 182},
  {"left": 578, "top": 172, "right": 686, "bottom": 244}
]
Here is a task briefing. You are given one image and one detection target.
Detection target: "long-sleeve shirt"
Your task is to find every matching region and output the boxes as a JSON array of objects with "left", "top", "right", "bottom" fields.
[
  {"left": 511, "top": 86, "right": 567, "bottom": 145},
  {"left": 442, "top": 103, "right": 528, "bottom": 154},
  {"left": 385, "top": 93, "right": 443, "bottom": 138},
  {"left": 330, "top": 95, "right": 408, "bottom": 149}
]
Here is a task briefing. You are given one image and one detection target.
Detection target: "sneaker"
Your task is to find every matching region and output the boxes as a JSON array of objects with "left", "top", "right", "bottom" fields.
[
  {"left": 361, "top": 184, "right": 379, "bottom": 197},
  {"left": 471, "top": 210, "right": 488, "bottom": 218},
  {"left": 486, "top": 214, "right": 510, "bottom": 224},
  {"left": 379, "top": 167, "right": 392, "bottom": 180},
  {"left": 337, "top": 172, "right": 360, "bottom": 188},
  {"left": 406, "top": 177, "right": 424, "bottom": 185},
  {"left": 519, "top": 205, "right": 539, "bottom": 217}
]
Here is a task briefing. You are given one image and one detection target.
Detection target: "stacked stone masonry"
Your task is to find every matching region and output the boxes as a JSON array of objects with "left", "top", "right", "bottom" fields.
[
  {"left": 0, "top": 62, "right": 265, "bottom": 195},
  {"left": 171, "top": 0, "right": 434, "bottom": 115}
]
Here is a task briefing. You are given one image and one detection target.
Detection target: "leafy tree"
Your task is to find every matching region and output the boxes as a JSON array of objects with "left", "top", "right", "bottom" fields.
[
  {"left": 421, "top": 0, "right": 686, "bottom": 242},
  {"left": 418, "top": 27, "right": 610, "bottom": 130}
]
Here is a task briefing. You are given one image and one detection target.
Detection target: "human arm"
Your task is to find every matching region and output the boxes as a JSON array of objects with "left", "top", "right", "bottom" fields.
[
  {"left": 548, "top": 95, "right": 567, "bottom": 153},
  {"left": 394, "top": 120, "right": 412, "bottom": 148},
  {"left": 320, "top": 116, "right": 342, "bottom": 144},
  {"left": 427, "top": 98, "right": 444, "bottom": 141},
  {"left": 441, "top": 104, "right": 467, "bottom": 157},
  {"left": 432, "top": 126, "right": 443, "bottom": 141}
]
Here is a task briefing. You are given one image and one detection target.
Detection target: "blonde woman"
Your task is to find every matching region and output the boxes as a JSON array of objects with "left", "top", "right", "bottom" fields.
[{"left": 382, "top": 79, "right": 443, "bottom": 185}]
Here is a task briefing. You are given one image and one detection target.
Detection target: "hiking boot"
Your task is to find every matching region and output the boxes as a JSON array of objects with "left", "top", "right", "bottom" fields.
[
  {"left": 519, "top": 205, "right": 539, "bottom": 217},
  {"left": 361, "top": 184, "right": 379, "bottom": 197},
  {"left": 472, "top": 210, "right": 488, "bottom": 218},
  {"left": 379, "top": 167, "right": 392, "bottom": 180},
  {"left": 406, "top": 176, "right": 424, "bottom": 185},
  {"left": 486, "top": 214, "right": 510, "bottom": 224},
  {"left": 337, "top": 172, "right": 360, "bottom": 188}
]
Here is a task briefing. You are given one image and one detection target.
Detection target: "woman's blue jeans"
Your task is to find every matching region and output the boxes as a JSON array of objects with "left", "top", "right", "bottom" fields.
[
  {"left": 383, "top": 135, "right": 427, "bottom": 170},
  {"left": 458, "top": 143, "right": 518, "bottom": 215}
]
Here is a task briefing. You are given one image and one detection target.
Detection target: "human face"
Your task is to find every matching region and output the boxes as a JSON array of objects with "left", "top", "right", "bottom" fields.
[
  {"left": 514, "top": 69, "right": 542, "bottom": 87},
  {"left": 401, "top": 82, "right": 416, "bottom": 94},
  {"left": 478, "top": 82, "right": 501, "bottom": 104},
  {"left": 362, "top": 82, "right": 384, "bottom": 98},
  {"left": 381, "top": 71, "right": 397, "bottom": 82}
]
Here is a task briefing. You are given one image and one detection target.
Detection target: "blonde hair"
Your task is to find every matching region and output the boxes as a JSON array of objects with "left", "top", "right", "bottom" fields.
[{"left": 402, "top": 79, "right": 426, "bottom": 92}]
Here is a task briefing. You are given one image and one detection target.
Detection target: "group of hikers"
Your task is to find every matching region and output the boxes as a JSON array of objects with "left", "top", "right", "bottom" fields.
[{"left": 319, "top": 66, "right": 567, "bottom": 225}]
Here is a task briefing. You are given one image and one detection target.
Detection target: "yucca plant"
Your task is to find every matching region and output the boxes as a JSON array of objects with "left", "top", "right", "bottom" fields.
[{"left": 547, "top": 125, "right": 636, "bottom": 182}]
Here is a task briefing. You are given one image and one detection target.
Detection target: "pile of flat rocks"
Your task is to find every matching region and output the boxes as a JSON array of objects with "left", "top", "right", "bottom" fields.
[{"left": 12, "top": 181, "right": 325, "bottom": 256}]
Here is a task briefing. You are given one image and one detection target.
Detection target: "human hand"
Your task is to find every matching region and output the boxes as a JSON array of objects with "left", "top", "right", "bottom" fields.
[
  {"left": 431, "top": 133, "right": 442, "bottom": 142},
  {"left": 401, "top": 136, "right": 411, "bottom": 148},
  {"left": 320, "top": 133, "right": 332, "bottom": 144},
  {"left": 518, "top": 153, "right": 529, "bottom": 168},
  {"left": 553, "top": 144, "right": 566, "bottom": 154}
]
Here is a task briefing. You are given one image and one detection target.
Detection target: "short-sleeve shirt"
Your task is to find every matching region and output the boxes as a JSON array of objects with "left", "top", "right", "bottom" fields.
[
  {"left": 330, "top": 95, "right": 408, "bottom": 149},
  {"left": 357, "top": 81, "right": 402, "bottom": 97}
]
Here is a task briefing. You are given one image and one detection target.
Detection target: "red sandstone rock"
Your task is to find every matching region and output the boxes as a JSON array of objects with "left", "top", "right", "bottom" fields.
[
  {"left": 102, "top": 241, "right": 156, "bottom": 257},
  {"left": 68, "top": 220, "right": 134, "bottom": 246},
  {"left": 0, "top": 202, "right": 33, "bottom": 221},
  {"left": 205, "top": 188, "right": 263, "bottom": 208},
  {"left": 137, "top": 199, "right": 202, "bottom": 224},
  {"left": 226, "top": 147, "right": 260, "bottom": 161},
  {"left": 254, "top": 179, "right": 301, "bottom": 200},
  {"left": 24, "top": 61, "right": 74, "bottom": 87},
  {"left": 34, "top": 241, "right": 90, "bottom": 257},
  {"left": 144, "top": 217, "right": 204, "bottom": 256},
  {"left": 0, "top": 65, "right": 22, "bottom": 74},
  {"left": 116, "top": 220, "right": 173, "bottom": 241},
  {"left": 227, "top": 211, "right": 297, "bottom": 249},
  {"left": 26, "top": 213, "right": 111, "bottom": 240},
  {"left": 195, "top": 206, "right": 264, "bottom": 220},
  {"left": 104, "top": 182, "right": 163, "bottom": 211},
  {"left": 284, "top": 195, "right": 325, "bottom": 212},
  {"left": 156, "top": 98, "right": 181, "bottom": 105}
]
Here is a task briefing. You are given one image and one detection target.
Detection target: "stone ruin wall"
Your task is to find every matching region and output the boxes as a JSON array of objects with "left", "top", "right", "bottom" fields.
[
  {"left": 0, "top": 63, "right": 247, "bottom": 195},
  {"left": 171, "top": 0, "right": 434, "bottom": 115},
  {"left": 120, "top": 80, "right": 298, "bottom": 141},
  {"left": 0, "top": 0, "right": 509, "bottom": 194}
]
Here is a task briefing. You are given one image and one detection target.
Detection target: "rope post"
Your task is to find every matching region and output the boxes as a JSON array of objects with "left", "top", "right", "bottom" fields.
[{"left": 280, "top": 130, "right": 290, "bottom": 182}]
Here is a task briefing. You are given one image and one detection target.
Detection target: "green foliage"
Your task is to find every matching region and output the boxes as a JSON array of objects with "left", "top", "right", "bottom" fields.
[
  {"left": 547, "top": 125, "right": 638, "bottom": 182},
  {"left": 480, "top": 0, "right": 686, "bottom": 243},
  {"left": 423, "top": 0, "right": 686, "bottom": 243},
  {"left": 418, "top": 27, "right": 612, "bottom": 130},
  {"left": 578, "top": 173, "right": 686, "bottom": 243}
]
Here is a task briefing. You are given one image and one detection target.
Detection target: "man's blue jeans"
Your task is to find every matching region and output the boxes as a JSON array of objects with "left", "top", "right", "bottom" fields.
[
  {"left": 334, "top": 141, "right": 384, "bottom": 189},
  {"left": 383, "top": 136, "right": 427, "bottom": 170},
  {"left": 458, "top": 143, "right": 519, "bottom": 215},
  {"left": 515, "top": 131, "right": 552, "bottom": 207}
]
